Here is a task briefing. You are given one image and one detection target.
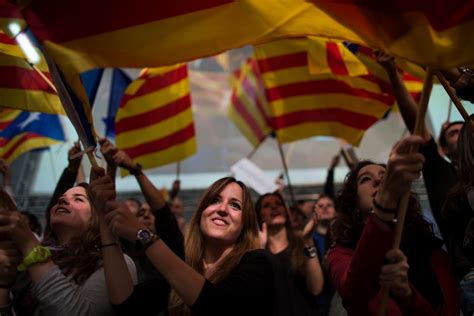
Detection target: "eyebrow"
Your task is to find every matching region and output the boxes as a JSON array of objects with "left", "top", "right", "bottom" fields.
[
  {"left": 229, "top": 197, "right": 243, "bottom": 205},
  {"left": 357, "top": 170, "right": 385, "bottom": 180}
]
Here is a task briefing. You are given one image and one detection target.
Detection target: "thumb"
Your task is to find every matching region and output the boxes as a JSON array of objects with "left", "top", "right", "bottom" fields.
[{"left": 90, "top": 166, "right": 106, "bottom": 182}]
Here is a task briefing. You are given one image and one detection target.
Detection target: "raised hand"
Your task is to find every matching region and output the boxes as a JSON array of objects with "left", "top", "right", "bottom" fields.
[
  {"left": 99, "top": 137, "right": 118, "bottom": 167},
  {"left": 375, "top": 50, "right": 396, "bottom": 73},
  {"left": 0, "top": 240, "right": 21, "bottom": 288},
  {"left": 0, "top": 209, "right": 39, "bottom": 256},
  {"left": 104, "top": 200, "right": 144, "bottom": 242},
  {"left": 67, "top": 141, "right": 83, "bottom": 173},
  {"left": 380, "top": 249, "right": 412, "bottom": 299},
  {"left": 112, "top": 150, "right": 137, "bottom": 172},
  {"left": 88, "top": 166, "right": 116, "bottom": 214},
  {"left": 377, "top": 135, "right": 425, "bottom": 207}
]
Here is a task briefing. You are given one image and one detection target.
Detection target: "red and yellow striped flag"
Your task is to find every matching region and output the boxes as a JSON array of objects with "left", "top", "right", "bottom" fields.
[
  {"left": 115, "top": 64, "right": 196, "bottom": 176},
  {"left": 22, "top": 0, "right": 363, "bottom": 112},
  {"left": 228, "top": 58, "right": 272, "bottom": 147},
  {"left": 255, "top": 38, "right": 395, "bottom": 146},
  {"left": 0, "top": 51, "right": 64, "bottom": 115},
  {"left": 310, "top": 0, "right": 474, "bottom": 68},
  {"left": 308, "top": 37, "right": 368, "bottom": 77}
]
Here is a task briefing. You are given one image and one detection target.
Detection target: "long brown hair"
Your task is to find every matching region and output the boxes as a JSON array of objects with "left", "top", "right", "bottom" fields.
[
  {"left": 170, "top": 177, "right": 260, "bottom": 313},
  {"left": 445, "top": 116, "right": 474, "bottom": 203},
  {"left": 255, "top": 192, "right": 306, "bottom": 277},
  {"left": 331, "top": 160, "right": 444, "bottom": 309},
  {"left": 44, "top": 183, "right": 102, "bottom": 285}
]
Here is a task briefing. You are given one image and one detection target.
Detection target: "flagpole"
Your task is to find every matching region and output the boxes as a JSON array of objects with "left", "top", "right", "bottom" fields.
[
  {"left": 41, "top": 50, "right": 98, "bottom": 168},
  {"left": 24, "top": 60, "right": 58, "bottom": 94},
  {"left": 378, "top": 68, "right": 433, "bottom": 316},
  {"left": 276, "top": 140, "right": 296, "bottom": 207},
  {"left": 176, "top": 161, "right": 181, "bottom": 180},
  {"left": 246, "top": 135, "right": 266, "bottom": 160},
  {"left": 435, "top": 71, "right": 469, "bottom": 121},
  {"left": 447, "top": 99, "right": 452, "bottom": 123}
]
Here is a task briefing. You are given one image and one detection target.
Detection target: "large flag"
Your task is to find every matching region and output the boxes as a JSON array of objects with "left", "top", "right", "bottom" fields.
[
  {"left": 255, "top": 38, "right": 395, "bottom": 145},
  {"left": 0, "top": 108, "right": 65, "bottom": 163},
  {"left": 309, "top": 0, "right": 474, "bottom": 68},
  {"left": 228, "top": 58, "right": 272, "bottom": 147},
  {"left": 0, "top": 51, "right": 64, "bottom": 115},
  {"left": 21, "top": 0, "right": 364, "bottom": 111},
  {"left": 103, "top": 69, "right": 132, "bottom": 139},
  {"left": 115, "top": 64, "right": 196, "bottom": 175}
]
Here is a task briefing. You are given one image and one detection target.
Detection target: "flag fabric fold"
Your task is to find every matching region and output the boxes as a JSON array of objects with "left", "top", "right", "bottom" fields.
[
  {"left": 228, "top": 58, "right": 272, "bottom": 147},
  {"left": 115, "top": 64, "right": 196, "bottom": 175},
  {"left": 255, "top": 38, "right": 395, "bottom": 145},
  {"left": 309, "top": 0, "right": 474, "bottom": 68}
]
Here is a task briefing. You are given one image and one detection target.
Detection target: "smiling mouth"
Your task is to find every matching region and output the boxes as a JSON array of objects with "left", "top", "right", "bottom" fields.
[
  {"left": 211, "top": 218, "right": 228, "bottom": 226},
  {"left": 55, "top": 207, "right": 71, "bottom": 214}
]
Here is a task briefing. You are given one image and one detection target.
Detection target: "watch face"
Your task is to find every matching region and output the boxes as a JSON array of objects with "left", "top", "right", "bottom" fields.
[{"left": 137, "top": 229, "right": 152, "bottom": 243}]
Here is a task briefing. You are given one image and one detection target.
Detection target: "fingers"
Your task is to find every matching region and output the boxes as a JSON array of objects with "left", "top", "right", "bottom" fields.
[
  {"left": 391, "top": 135, "right": 426, "bottom": 154},
  {"left": 303, "top": 217, "right": 315, "bottom": 237},
  {"left": 0, "top": 190, "right": 17, "bottom": 211},
  {"left": 89, "top": 166, "right": 106, "bottom": 182}
]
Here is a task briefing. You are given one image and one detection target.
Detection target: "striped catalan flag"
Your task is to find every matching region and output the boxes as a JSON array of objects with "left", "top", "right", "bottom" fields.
[
  {"left": 0, "top": 108, "right": 65, "bottom": 163},
  {"left": 0, "top": 31, "right": 25, "bottom": 58},
  {"left": 22, "top": 0, "right": 363, "bottom": 112},
  {"left": 228, "top": 58, "right": 272, "bottom": 147},
  {"left": 308, "top": 37, "right": 368, "bottom": 77},
  {"left": 0, "top": 51, "right": 65, "bottom": 115},
  {"left": 344, "top": 43, "right": 424, "bottom": 103},
  {"left": 310, "top": 0, "right": 474, "bottom": 68},
  {"left": 115, "top": 64, "right": 196, "bottom": 176},
  {"left": 255, "top": 38, "right": 395, "bottom": 146}
]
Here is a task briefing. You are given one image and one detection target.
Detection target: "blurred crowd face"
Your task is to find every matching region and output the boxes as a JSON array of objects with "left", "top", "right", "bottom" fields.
[
  {"left": 171, "top": 197, "right": 184, "bottom": 217},
  {"left": 124, "top": 199, "right": 141, "bottom": 216},
  {"left": 442, "top": 123, "right": 462, "bottom": 158},
  {"left": 136, "top": 203, "right": 156, "bottom": 233},
  {"left": 314, "top": 196, "right": 336, "bottom": 222},
  {"left": 259, "top": 194, "right": 287, "bottom": 228}
]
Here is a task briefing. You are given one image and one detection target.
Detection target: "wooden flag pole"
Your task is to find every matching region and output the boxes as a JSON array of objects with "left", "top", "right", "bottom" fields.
[
  {"left": 246, "top": 136, "right": 266, "bottom": 160},
  {"left": 42, "top": 49, "right": 98, "bottom": 168},
  {"left": 447, "top": 99, "right": 452, "bottom": 123},
  {"left": 378, "top": 67, "right": 434, "bottom": 316},
  {"left": 24, "top": 60, "right": 58, "bottom": 93},
  {"left": 435, "top": 71, "right": 469, "bottom": 121},
  {"left": 276, "top": 141, "right": 296, "bottom": 207}
]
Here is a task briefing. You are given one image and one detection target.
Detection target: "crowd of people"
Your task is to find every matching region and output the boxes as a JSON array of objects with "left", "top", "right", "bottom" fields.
[{"left": 0, "top": 58, "right": 472, "bottom": 316}]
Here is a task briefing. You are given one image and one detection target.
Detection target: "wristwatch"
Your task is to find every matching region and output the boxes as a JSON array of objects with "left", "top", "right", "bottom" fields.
[
  {"left": 136, "top": 229, "right": 159, "bottom": 250},
  {"left": 17, "top": 245, "right": 51, "bottom": 272}
]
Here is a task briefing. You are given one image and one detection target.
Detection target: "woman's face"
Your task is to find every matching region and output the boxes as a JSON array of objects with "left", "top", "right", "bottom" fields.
[
  {"left": 313, "top": 197, "right": 335, "bottom": 221},
  {"left": 50, "top": 186, "right": 92, "bottom": 235},
  {"left": 356, "top": 164, "right": 386, "bottom": 213},
  {"left": 200, "top": 182, "right": 243, "bottom": 246},
  {"left": 259, "top": 194, "right": 287, "bottom": 227}
]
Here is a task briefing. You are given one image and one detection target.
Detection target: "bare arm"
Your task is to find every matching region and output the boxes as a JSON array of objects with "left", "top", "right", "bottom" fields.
[
  {"left": 302, "top": 216, "right": 324, "bottom": 295},
  {"left": 115, "top": 150, "right": 167, "bottom": 210},
  {"left": 376, "top": 52, "right": 430, "bottom": 141},
  {"left": 104, "top": 205, "right": 205, "bottom": 306}
]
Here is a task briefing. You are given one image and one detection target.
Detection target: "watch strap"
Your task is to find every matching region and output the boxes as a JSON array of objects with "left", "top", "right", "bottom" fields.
[{"left": 17, "top": 245, "right": 51, "bottom": 272}]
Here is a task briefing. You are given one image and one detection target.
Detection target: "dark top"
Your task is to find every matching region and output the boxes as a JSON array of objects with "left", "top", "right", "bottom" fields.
[
  {"left": 419, "top": 137, "right": 458, "bottom": 241},
  {"left": 116, "top": 203, "right": 184, "bottom": 316},
  {"left": 270, "top": 247, "right": 318, "bottom": 316},
  {"left": 442, "top": 193, "right": 474, "bottom": 280},
  {"left": 327, "top": 215, "right": 459, "bottom": 315},
  {"left": 192, "top": 249, "right": 275, "bottom": 316}
]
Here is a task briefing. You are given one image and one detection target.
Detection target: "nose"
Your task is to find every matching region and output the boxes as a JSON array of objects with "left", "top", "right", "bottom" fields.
[{"left": 58, "top": 196, "right": 70, "bottom": 205}]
